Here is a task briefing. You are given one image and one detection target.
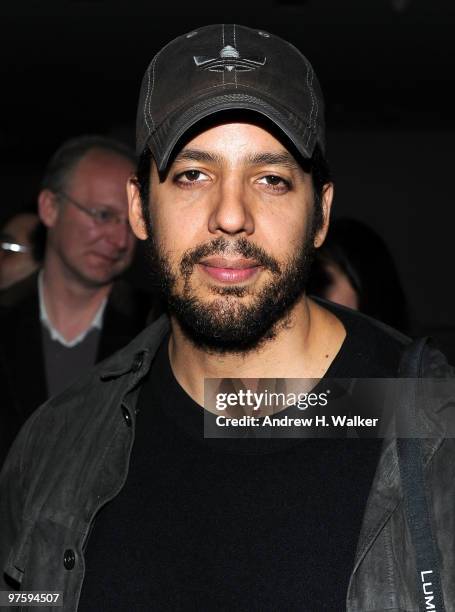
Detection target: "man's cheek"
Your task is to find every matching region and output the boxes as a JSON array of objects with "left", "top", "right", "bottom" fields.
[{"left": 83, "top": 225, "right": 104, "bottom": 245}]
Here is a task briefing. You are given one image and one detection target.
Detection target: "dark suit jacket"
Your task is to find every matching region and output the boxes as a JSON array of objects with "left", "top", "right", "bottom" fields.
[{"left": 0, "top": 272, "right": 162, "bottom": 466}]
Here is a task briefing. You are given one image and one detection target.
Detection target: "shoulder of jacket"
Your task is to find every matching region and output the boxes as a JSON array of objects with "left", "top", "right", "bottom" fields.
[{"left": 16, "top": 313, "right": 170, "bottom": 442}]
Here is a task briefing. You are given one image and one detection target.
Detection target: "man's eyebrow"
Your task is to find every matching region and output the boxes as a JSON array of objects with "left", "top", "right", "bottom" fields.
[
  {"left": 173, "top": 149, "right": 224, "bottom": 165},
  {"left": 173, "top": 149, "right": 300, "bottom": 170},
  {"left": 245, "top": 152, "right": 300, "bottom": 169}
]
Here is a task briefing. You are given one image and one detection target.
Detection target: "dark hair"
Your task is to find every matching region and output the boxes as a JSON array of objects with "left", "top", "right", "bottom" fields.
[
  {"left": 41, "top": 134, "right": 136, "bottom": 193},
  {"left": 308, "top": 217, "right": 409, "bottom": 331},
  {"left": 135, "top": 141, "right": 331, "bottom": 232},
  {"left": 304, "top": 144, "right": 331, "bottom": 233},
  {"left": 136, "top": 146, "right": 153, "bottom": 215}
]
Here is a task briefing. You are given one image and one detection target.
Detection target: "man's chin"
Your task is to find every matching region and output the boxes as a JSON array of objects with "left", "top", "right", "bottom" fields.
[
  {"left": 185, "top": 287, "right": 254, "bottom": 306},
  {"left": 167, "top": 292, "right": 293, "bottom": 354},
  {"left": 72, "top": 266, "right": 122, "bottom": 289},
  {"left": 171, "top": 314, "right": 279, "bottom": 354}
]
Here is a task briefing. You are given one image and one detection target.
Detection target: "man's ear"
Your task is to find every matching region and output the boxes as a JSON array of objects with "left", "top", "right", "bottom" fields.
[
  {"left": 313, "top": 183, "right": 334, "bottom": 248},
  {"left": 127, "top": 177, "right": 148, "bottom": 241},
  {"left": 38, "top": 189, "right": 60, "bottom": 228}
]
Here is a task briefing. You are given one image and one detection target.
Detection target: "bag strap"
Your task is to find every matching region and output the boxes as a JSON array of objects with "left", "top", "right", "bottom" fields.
[{"left": 397, "top": 337, "right": 446, "bottom": 612}]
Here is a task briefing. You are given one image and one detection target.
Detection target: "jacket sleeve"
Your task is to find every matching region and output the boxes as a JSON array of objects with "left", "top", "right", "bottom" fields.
[
  {"left": 422, "top": 341, "right": 455, "bottom": 378},
  {"left": 0, "top": 414, "right": 35, "bottom": 591},
  {"left": 0, "top": 346, "right": 24, "bottom": 470}
]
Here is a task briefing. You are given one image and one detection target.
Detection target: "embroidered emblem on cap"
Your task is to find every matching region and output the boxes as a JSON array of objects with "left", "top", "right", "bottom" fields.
[{"left": 193, "top": 44, "right": 266, "bottom": 72}]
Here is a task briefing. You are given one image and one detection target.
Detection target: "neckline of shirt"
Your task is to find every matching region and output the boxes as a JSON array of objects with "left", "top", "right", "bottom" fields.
[{"left": 38, "top": 270, "right": 107, "bottom": 348}]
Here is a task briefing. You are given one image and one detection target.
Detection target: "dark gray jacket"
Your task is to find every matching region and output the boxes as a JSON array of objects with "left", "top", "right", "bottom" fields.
[{"left": 1, "top": 312, "right": 454, "bottom": 612}]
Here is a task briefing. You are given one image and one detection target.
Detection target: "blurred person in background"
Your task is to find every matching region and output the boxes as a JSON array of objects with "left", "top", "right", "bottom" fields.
[
  {"left": 0, "top": 212, "right": 40, "bottom": 291},
  {"left": 0, "top": 135, "right": 156, "bottom": 465},
  {"left": 308, "top": 217, "right": 409, "bottom": 332}
]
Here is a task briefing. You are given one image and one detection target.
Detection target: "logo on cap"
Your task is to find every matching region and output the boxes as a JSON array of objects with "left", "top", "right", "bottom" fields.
[{"left": 193, "top": 45, "right": 266, "bottom": 72}]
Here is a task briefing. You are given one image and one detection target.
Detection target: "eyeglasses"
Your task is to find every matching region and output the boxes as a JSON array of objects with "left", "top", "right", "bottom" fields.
[
  {"left": 56, "top": 191, "right": 131, "bottom": 229},
  {"left": 0, "top": 240, "right": 29, "bottom": 254}
]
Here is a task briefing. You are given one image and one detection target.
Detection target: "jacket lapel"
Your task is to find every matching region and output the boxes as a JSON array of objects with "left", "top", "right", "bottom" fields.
[
  {"left": 350, "top": 434, "right": 444, "bottom": 581},
  {"left": 96, "top": 281, "right": 151, "bottom": 363},
  {"left": 96, "top": 280, "right": 165, "bottom": 363},
  {"left": 7, "top": 290, "right": 48, "bottom": 421}
]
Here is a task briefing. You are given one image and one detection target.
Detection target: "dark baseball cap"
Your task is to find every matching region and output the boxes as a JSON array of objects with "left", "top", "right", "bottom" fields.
[{"left": 136, "top": 24, "right": 325, "bottom": 172}]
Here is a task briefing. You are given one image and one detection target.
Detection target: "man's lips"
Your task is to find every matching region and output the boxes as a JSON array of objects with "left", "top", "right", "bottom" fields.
[{"left": 198, "top": 257, "right": 262, "bottom": 283}]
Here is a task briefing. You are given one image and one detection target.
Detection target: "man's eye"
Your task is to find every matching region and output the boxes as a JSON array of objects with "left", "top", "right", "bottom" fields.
[
  {"left": 95, "top": 209, "right": 114, "bottom": 222},
  {"left": 257, "top": 175, "right": 291, "bottom": 190},
  {"left": 177, "top": 170, "right": 208, "bottom": 183}
]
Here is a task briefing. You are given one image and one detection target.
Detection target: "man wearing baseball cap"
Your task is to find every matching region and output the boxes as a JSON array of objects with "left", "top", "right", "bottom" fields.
[{"left": 1, "top": 24, "right": 454, "bottom": 611}]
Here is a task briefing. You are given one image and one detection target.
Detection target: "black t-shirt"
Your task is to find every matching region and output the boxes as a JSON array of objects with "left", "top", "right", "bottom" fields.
[{"left": 79, "top": 304, "right": 403, "bottom": 611}]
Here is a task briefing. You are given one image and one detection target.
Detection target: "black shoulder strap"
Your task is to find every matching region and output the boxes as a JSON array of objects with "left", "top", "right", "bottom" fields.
[{"left": 397, "top": 337, "right": 446, "bottom": 611}]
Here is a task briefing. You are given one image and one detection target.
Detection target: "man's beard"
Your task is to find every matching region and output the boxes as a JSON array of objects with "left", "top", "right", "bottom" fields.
[{"left": 144, "top": 221, "right": 316, "bottom": 354}]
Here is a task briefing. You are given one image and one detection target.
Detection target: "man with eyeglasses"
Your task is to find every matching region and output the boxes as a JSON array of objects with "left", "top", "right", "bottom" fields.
[{"left": 0, "top": 135, "right": 156, "bottom": 466}]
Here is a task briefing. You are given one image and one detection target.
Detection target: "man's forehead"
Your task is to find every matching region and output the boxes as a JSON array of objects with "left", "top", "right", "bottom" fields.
[
  {"left": 75, "top": 148, "right": 134, "bottom": 175},
  {"left": 169, "top": 120, "right": 302, "bottom": 168},
  {"left": 68, "top": 149, "right": 133, "bottom": 195},
  {"left": 2, "top": 214, "right": 37, "bottom": 236}
]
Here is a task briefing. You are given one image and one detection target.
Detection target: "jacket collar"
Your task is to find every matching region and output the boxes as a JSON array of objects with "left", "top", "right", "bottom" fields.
[
  {"left": 351, "top": 428, "right": 444, "bottom": 579},
  {"left": 99, "top": 314, "right": 170, "bottom": 381}
]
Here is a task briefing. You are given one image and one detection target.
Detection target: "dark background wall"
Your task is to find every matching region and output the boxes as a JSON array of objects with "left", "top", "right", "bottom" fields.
[{"left": 1, "top": 0, "right": 454, "bottom": 350}]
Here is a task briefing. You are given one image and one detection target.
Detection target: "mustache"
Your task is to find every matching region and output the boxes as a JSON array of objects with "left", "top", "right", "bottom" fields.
[{"left": 180, "top": 237, "right": 281, "bottom": 277}]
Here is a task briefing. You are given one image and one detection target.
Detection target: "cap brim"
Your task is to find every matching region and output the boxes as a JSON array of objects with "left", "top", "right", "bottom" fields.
[{"left": 146, "top": 90, "right": 316, "bottom": 174}]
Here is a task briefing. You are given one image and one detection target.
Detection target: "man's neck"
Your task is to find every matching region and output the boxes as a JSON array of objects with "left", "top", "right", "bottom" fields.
[
  {"left": 41, "top": 254, "right": 111, "bottom": 343},
  {"left": 168, "top": 297, "right": 346, "bottom": 407}
]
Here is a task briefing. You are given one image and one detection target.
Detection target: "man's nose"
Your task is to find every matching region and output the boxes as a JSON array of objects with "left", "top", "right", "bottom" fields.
[{"left": 208, "top": 179, "right": 254, "bottom": 236}]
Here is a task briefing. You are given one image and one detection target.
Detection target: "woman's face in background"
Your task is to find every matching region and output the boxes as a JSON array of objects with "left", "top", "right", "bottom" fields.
[{"left": 322, "top": 261, "right": 359, "bottom": 310}]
